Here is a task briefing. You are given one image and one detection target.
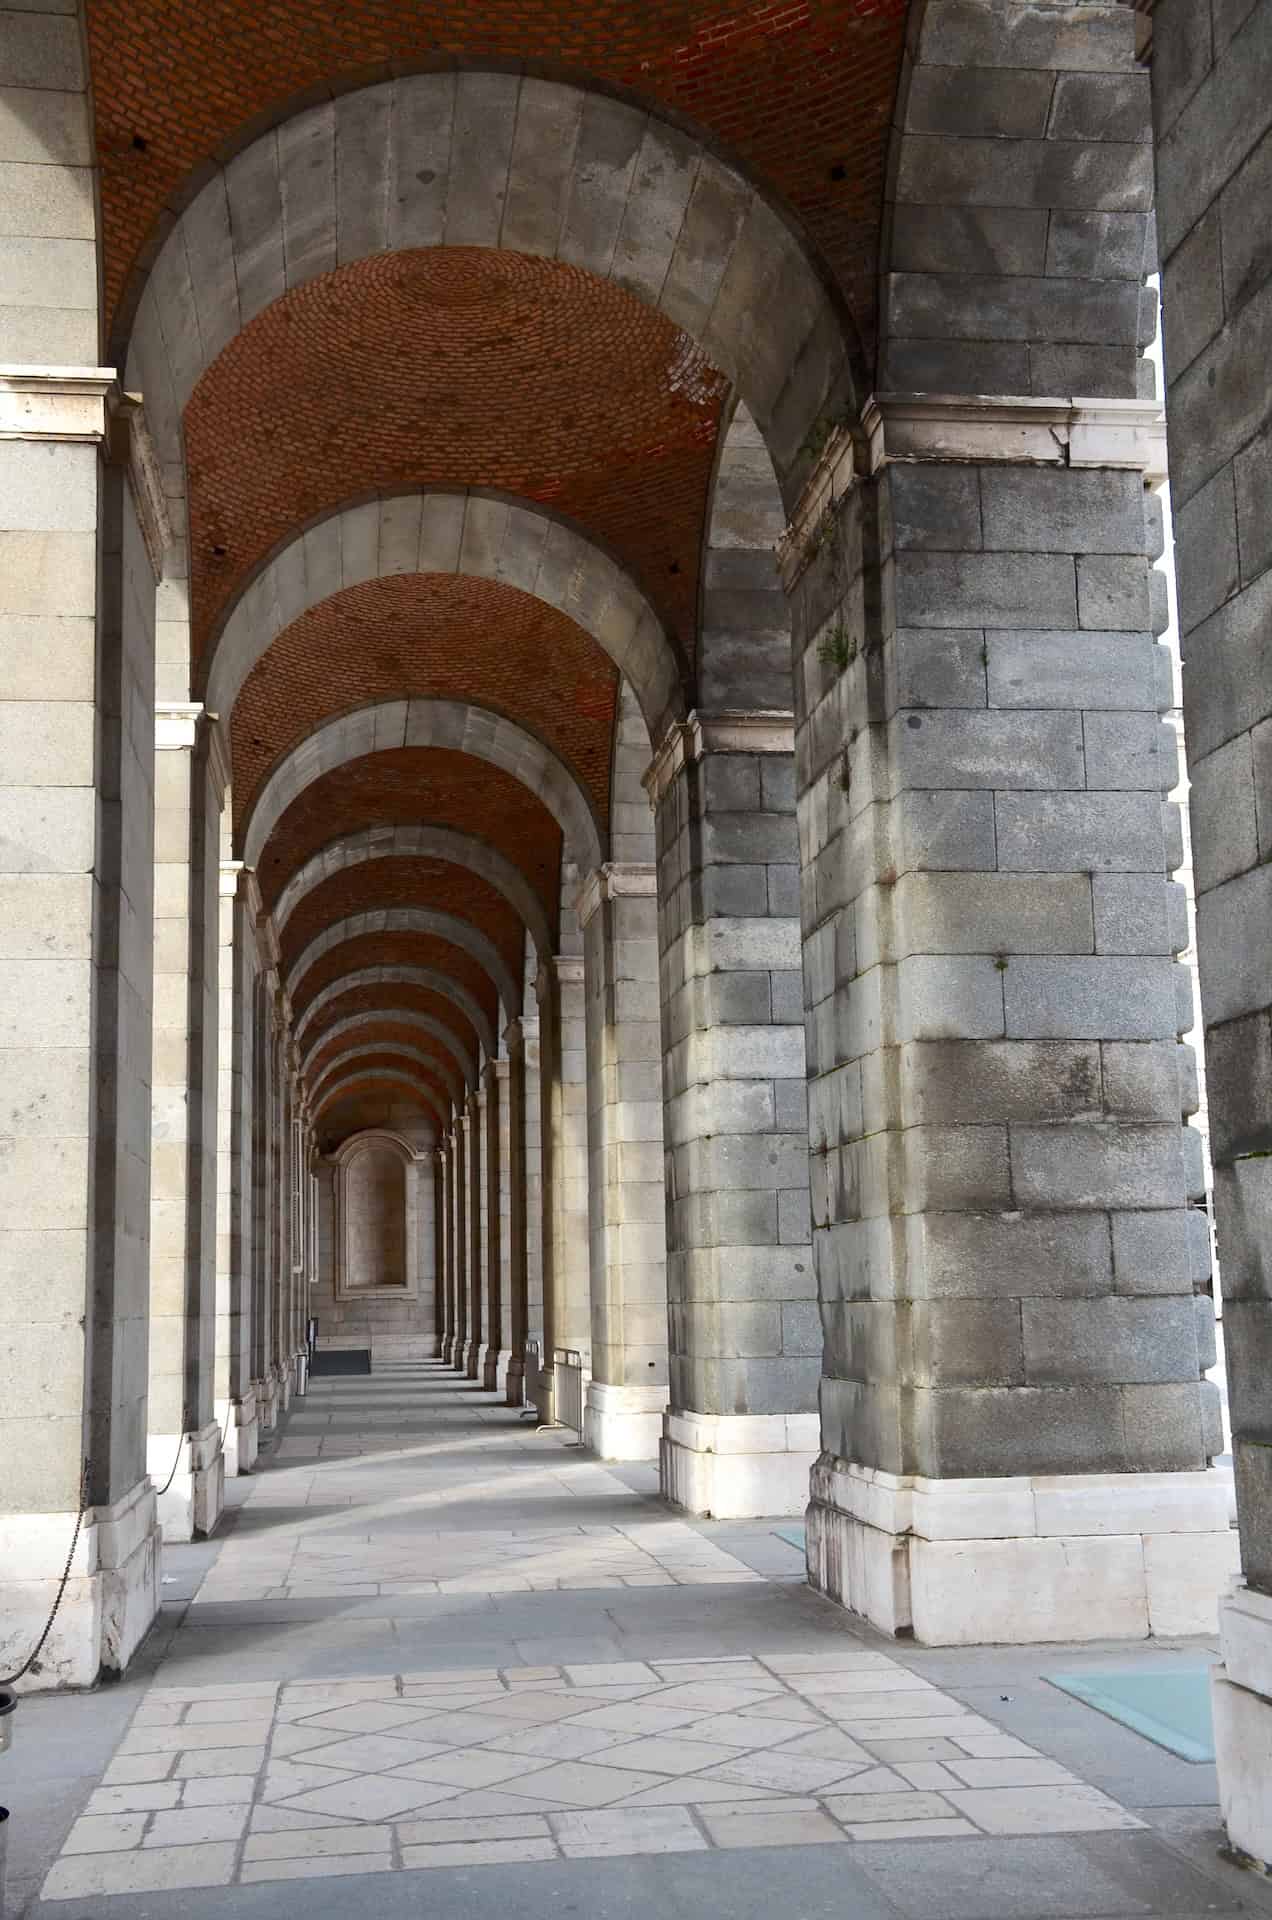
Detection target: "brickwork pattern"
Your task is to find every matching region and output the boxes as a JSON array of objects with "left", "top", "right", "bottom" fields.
[
  {"left": 256, "top": 747, "right": 562, "bottom": 920},
  {"left": 281, "top": 860, "right": 529, "bottom": 1005},
  {"left": 185, "top": 250, "right": 725, "bottom": 665},
  {"left": 88, "top": 1, "right": 906, "bottom": 354},
  {"left": 232, "top": 573, "right": 618, "bottom": 830},
  {"left": 291, "top": 932, "right": 501, "bottom": 1039}
]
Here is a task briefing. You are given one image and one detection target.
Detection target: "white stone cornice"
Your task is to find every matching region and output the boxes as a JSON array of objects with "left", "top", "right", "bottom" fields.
[
  {"left": 776, "top": 421, "right": 858, "bottom": 592},
  {"left": 870, "top": 391, "right": 1168, "bottom": 480},
  {"left": 0, "top": 365, "right": 117, "bottom": 442},
  {"left": 554, "top": 955, "right": 585, "bottom": 987},
  {"left": 574, "top": 861, "right": 658, "bottom": 928},
  {"left": 155, "top": 701, "right": 204, "bottom": 751},
  {"left": 643, "top": 709, "right": 796, "bottom": 808},
  {"left": 219, "top": 859, "right": 246, "bottom": 900},
  {"left": 108, "top": 391, "right": 172, "bottom": 580},
  {"left": 483, "top": 1056, "right": 509, "bottom": 1084},
  {"left": 776, "top": 392, "right": 1170, "bottom": 590}
]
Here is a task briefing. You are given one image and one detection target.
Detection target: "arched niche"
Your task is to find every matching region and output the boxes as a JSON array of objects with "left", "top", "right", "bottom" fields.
[{"left": 330, "top": 1129, "right": 425, "bottom": 1301}]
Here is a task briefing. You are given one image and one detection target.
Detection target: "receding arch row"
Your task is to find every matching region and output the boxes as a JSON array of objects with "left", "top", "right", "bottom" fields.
[
  {"left": 212, "top": 495, "right": 679, "bottom": 744},
  {"left": 302, "top": 1008, "right": 477, "bottom": 1094},
  {"left": 308, "top": 1045, "right": 460, "bottom": 1114},
  {"left": 270, "top": 787, "right": 599, "bottom": 952},
  {"left": 294, "top": 967, "right": 494, "bottom": 1062},
  {"left": 246, "top": 742, "right": 555, "bottom": 959},
  {"left": 302, "top": 1002, "right": 474, "bottom": 1096},
  {"left": 127, "top": 71, "right": 854, "bottom": 520},
  {"left": 313, "top": 1068, "right": 450, "bottom": 1130},
  {"left": 288, "top": 910, "right": 520, "bottom": 1019}
]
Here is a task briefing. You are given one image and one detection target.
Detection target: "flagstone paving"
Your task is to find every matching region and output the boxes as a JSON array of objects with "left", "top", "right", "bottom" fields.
[
  {"left": 42, "top": 1647, "right": 1146, "bottom": 1897},
  {"left": 7, "top": 1362, "right": 1266, "bottom": 1917}
]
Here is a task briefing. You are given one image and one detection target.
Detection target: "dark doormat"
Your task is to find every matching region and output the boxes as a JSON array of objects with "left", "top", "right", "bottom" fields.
[{"left": 309, "top": 1349, "right": 372, "bottom": 1375}]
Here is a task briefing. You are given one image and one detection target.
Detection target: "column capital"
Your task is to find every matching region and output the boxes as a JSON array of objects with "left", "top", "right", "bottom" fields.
[
  {"left": 483, "top": 1056, "right": 510, "bottom": 1086},
  {"left": 574, "top": 861, "right": 657, "bottom": 929},
  {"left": 643, "top": 710, "right": 795, "bottom": 807},
  {"left": 155, "top": 702, "right": 232, "bottom": 805},
  {"left": 0, "top": 363, "right": 115, "bottom": 441},
  {"left": 777, "top": 391, "right": 1169, "bottom": 589}
]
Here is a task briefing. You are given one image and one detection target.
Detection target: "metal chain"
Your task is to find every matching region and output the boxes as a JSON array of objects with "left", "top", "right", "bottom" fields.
[{"left": 0, "top": 1459, "right": 90, "bottom": 1687}]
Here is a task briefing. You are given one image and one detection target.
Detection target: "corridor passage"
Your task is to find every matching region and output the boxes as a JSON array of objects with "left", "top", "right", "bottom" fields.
[{"left": 8, "top": 1365, "right": 1263, "bottom": 1920}]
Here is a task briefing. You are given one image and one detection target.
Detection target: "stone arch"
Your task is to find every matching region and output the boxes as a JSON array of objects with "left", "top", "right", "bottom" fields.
[
  {"left": 271, "top": 785, "right": 598, "bottom": 943},
  {"left": 301, "top": 1003, "right": 474, "bottom": 1097},
  {"left": 301, "top": 1009, "right": 477, "bottom": 1088},
  {"left": 288, "top": 910, "right": 520, "bottom": 1017},
  {"left": 314, "top": 1068, "right": 449, "bottom": 1128},
  {"left": 293, "top": 968, "right": 494, "bottom": 1062},
  {"left": 125, "top": 73, "right": 855, "bottom": 529},
  {"left": 310, "top": 1047, "right": 457, "bottom": 1114},
  {"left": 243, "top": 730, "right": 556, "bottom": 957},
  {"left": 209, "top": 495, "right": 681, "bottom": 744},
  {"left": 699, "top": 401, "right": 791, "bottom": 713}
]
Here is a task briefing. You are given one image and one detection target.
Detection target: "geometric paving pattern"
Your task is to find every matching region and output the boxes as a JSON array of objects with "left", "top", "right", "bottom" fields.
[{"left": 42, "top": 1649, "right": 1143, "bottom": 1898}]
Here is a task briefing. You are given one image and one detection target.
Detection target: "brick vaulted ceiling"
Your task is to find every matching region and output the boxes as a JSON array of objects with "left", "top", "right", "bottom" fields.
[
  {"left": 86, "top": 2, "right": 910, "bottom": 1136},
  {"left": 231, "top": 572, "right": 618, "bottom": 831},
  {"left": 186, "top": 249, "right": 726, "bottom": 665},
  {"left": 87, "top": 2, "right": 906, "bottom": 359}
]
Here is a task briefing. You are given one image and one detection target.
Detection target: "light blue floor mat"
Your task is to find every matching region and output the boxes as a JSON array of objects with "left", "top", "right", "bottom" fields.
[
  {"left": 773, "top": 1524, "right": 805, "bottom": 1551},
  {"left": 1046, "top": 1666, "right": 1214, "bottom": 1762}
]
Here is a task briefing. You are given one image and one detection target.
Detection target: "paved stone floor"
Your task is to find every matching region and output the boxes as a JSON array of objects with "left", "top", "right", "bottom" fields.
[{"left": 4, "top": 1363, "right": 1269, "bottom": 1919}]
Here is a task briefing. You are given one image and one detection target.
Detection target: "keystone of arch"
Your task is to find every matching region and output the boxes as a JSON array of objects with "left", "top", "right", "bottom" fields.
[
  {"left": 314, "top": 1067, "right": 448, "bottom": 1130},
  {"left": 288, "top": 909, "right": 521, "bottom": 1018},
  {"left": 300, "top": 1008, "right": 482, "bottom": 1090},
  {"left": 127, "top": 76, "right": 853, "bottom": 534},
  {"left": 272, "top": 769, "right": 598, "bottom": 939},
  {"left": 206, "top": 497, "right": 681, "bottom": 744},
  {"left": 301, "top": 1004, "right": 474, "bottom": 1097},
  {"left": 293, "top": 967, "right": 494, "bottom": 1062}
]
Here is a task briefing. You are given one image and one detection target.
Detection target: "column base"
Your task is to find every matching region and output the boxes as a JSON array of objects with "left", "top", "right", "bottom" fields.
[
  {"left": 255, "top": 1373, "right": 279, "bottom": 1435},
  {"left": 443, "top": 1333, "right": 463, "bottom": 1368},
  {"left": 806, "top": 1455, "right": 1238, "bottom": 1644},
  {"left": 0, "top": 1478, "right": 161, "bottom": 1691},
  {"left": 585, "top": 1382, "right": 668, "bottom": 1462},
  {"left": 275, "top": 1360, "right": 293, "bottom": 1415},
  {"left": 1213, "top": 1583, "right": 1272, "bottom": 1872},
  {"left": 481, "top": 1347, "right": 509, "bottom": 1393},
  {"left": 215, "top": 1391, "right": 259, "bottom": 1476},
  {"left": 505, "top": 1356, "right": 526, "bottom": 1408},
  {"left": 147, "top": 1422, "right": 226, "bottom": 1542},
  {"left": 660, "top": 1410, "right": 819, "bottom": 1518},
  {"left": 464, "top": 1338, "right": 482, "bottom": 1379}
]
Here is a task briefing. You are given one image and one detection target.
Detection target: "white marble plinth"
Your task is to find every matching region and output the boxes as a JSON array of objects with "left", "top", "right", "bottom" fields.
[
  {"left": 275, "top": 1361, "right": 293, "bottom": 1415},
  {"left": 255, "top": 1373, "right": 279, "bottom": 1435},
  {"left": 1214, "top": 1582, "right": 1272, "bottom": 1871},
  {"left": 146, "top": 1422, "right": 225, "bottom": 1543},
  {"left": 806, "top": 1456, "right": 1239, "bottom": 1644},
  {"left": 660, "top": 1409, "right": 819, "bottom": 1518},
  {"left": 216, "top": 1392, "right": 259, "bottom": 1477},
  {"left": 585, "top": 1381, "right": 668, "bottom": 1462},
  {"left": 464, "top": 1338, "right": 482, "bottom": 1380},
  {"left": 504, "top": 1355, "right": 526, "bottom": 1408},
  {"left": 0, "top": 1478, "right": 161, "bottom": 1691}
]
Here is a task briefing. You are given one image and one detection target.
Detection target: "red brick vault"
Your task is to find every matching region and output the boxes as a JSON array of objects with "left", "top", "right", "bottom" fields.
[{"left": 98, "top": 4, "right": 902, "bottom": 1137}]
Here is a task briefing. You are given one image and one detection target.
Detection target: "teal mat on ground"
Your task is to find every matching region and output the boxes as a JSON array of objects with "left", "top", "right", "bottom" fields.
[
  {"left": 1046, "top": 1666, "right": 1214, "bottom": 1762},
  {"left": 773, "top": 1524, "right": 805, "bottom": 1550}
]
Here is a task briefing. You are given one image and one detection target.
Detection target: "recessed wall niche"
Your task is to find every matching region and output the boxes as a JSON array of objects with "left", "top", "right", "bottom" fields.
[{"left": 331, "top": 1130, "right": 424, "bottom": 1300}]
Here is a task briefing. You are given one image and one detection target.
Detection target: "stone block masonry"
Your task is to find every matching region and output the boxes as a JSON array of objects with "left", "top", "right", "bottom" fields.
[{"left": 1153, "top": 0, "right": 1272, "bottom": 1874}]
